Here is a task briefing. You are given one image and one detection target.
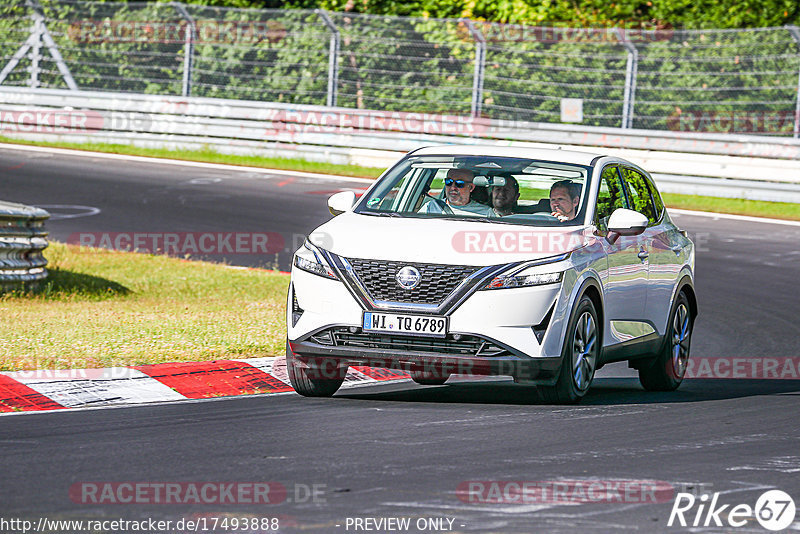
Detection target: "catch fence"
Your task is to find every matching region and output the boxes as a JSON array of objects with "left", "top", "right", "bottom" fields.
[{"left": 2, "top": 0, "right": 800, "bottom": 136}]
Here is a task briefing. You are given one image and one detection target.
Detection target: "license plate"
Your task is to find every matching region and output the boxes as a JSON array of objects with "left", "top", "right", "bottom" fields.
[{"left": 362, "top": 312, "right": 448, "bottom": 337}]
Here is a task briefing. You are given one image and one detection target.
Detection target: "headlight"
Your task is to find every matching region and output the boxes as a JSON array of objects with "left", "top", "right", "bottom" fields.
[
  {"left": 483, "top": 271, "right": 563, "bottom": 290},
  {"left": 293, "top": 239, "right": 338, "bottom": 280},
  {"left": 481, "top": 253, "right": 568, "bottom": 290}
]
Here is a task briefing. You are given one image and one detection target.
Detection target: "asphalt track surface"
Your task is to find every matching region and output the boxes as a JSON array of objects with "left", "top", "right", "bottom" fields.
[{"left": 2, "top": 146, "right": 800, "bottom": 533}]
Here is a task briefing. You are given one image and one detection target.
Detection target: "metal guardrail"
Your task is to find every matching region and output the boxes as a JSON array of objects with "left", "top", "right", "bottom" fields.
[
  {"left": 2, "top": 87, "right": 800, "bottom": 202},
  {"left": 0, "top": 200, "right": 49, "bottom": 288}
]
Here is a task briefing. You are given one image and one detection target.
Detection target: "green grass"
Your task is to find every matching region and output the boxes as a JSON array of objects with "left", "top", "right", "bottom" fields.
[
  {"left": 0, "top": 242, "right": 290, "bottom": 372},
  {"left": 661, "top": 193, "right": 800, "bottom": 221},
  {"left": 2, "top": 136, "right": 798, "bottom": 220}
]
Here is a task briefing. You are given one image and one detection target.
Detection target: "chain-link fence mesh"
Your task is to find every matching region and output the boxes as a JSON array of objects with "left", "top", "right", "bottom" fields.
[
  {"left": 21, "top": 0, "right": 186, "bottom": 93},
  {"left": 478, "top": 24, "right": 630, "bottom": 125},
  {"left": 329, "top": 13, "right": 475, "bottom": 115},
  {"left": 1, "top": 0, "right": 799, "bottom": 136},
  {"left": 636, "top": 27, "right": 800, "bottom": 134},
  {"left": 181, "top": 5, "right": 330, "bottom": 103}
]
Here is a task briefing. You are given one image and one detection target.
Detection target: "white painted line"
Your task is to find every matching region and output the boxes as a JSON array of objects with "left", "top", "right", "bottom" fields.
[
  {"left": 727, "top": 456, "right": 800, "bottom": 473},
  {"left": 3, "top": 366, "right": 140, "bottom": 382},
  {"left": 234, "top": 357, "right": 286, "bottom": 381},
  {"left": 239, "top": 356, "right": 290, "bottom": 385},
  {"left": 34, "top": 204, "right": 101, "bottom": 220},
  {"left": 12, "top": 368, "right": 185, "bottom": 408},
  {"left": 670, "top": 208, "right": 800, "bottom": 227},
  {"left": 0, "top": 142, "right": 376, "bottom": 184}
]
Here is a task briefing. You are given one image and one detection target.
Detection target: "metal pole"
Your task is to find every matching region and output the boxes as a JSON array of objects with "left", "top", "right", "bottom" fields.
[
  {"left": 616, "top": 28, "right": 638, "bottom": 129},
  {"left": 172, "top": 3, "right": 196, "bottom": 97},
  {"left": 0, "top": 34, "right": 35, "bottom": 86},
  {"left": 463, "top": 19, "right": 486, "bottom": 118},
  {"left": 26, "top": 0, "right": 78, "bottom": 90},
  {"left": 28, "top": 18, "right": 42, "bottom": 88},
  {"left": 787, "top": 26, "right": 800, "bottom": 139},
  {"left": 182, "top": 24, "right": 194, "bottom": 97},
  {"left": 316, "top": 9, "right": 339, "bottom": 107}
]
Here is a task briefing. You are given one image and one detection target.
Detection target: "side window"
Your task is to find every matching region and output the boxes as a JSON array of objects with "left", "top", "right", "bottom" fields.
[
  {"left": 411, "top": 169, "right": 443, "bottom": 212},
  {"left": 428, "top": 169, "right": 447, "bottom": 199},
  {"left": 620, "top": 168, "right": 657, "bottom": 225},
  {"left": 645, "top": 175, "right": 665, "bottom": 220},
  {"left": 595, "top": 166, "right": 625, "bottom": 232},
  {"left": 366, "top": 167, "right": 418, "bottom": 212}
]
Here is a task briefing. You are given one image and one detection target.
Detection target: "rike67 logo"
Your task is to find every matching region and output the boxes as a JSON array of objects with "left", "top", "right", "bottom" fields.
[{"left": 668, "top": 489, "right": 796, "bottom": 531}]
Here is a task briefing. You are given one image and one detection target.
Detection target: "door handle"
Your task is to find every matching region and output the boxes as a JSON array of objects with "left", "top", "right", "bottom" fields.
[
  {"left": 638, "top": 250, "right": 649, "bottom": 261},
  {"left": 671, "top": 245, "right": 682, "bottom": 255}
]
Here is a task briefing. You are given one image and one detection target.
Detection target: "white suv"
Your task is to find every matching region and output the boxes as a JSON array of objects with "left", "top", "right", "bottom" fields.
[{"left": 286, "top": 145, "right": 696, "bottom": 403}]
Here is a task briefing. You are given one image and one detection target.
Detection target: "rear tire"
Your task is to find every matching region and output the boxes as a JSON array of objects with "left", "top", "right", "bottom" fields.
[
  {"left": 410, "top": 371, "right": 449, "bottom": 386},
  {"left": 639, "top": 291, "right": 693, "bottom": 392},
  {"left": 286, "top": 342, "right": 347, "bottom": 397},
  {"left": 538, "top": 295, "right": 599, "bottom": 404}
]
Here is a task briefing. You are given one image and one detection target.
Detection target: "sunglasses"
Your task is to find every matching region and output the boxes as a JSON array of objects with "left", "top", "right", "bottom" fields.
[{"left": 445, "top": 178, "right": 470, "bottom": 188}]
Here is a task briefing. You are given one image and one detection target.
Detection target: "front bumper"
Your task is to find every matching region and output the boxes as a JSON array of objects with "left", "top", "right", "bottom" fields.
[
  {"left": 289, "top": 267, "right": 564, "bottom": 358},
  {"left": 288, "top": 333, "right": 562, "bottom": 385}
]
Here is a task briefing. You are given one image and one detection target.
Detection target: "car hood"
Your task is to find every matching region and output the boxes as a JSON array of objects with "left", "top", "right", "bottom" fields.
[{"left": 309, "top": 212, "right": 594, "bottom": 266}]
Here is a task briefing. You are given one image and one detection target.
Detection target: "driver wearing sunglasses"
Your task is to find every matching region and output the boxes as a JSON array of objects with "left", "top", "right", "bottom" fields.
[{"left": 419, "top": 168, "right": 494, "bottom": 217}]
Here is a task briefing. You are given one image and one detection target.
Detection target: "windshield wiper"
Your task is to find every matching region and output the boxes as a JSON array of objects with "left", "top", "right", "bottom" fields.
[
  {"left": 361, "top": 211, "right": 402, "bottom": 217},
  {"left": 434, "top": 216, "right": 496, "bottom": 223}
]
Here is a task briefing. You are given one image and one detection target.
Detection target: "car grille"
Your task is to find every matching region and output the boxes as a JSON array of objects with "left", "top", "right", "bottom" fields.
[
  {"left": 309, "top": 327, "right": 509, "bottom": 357},
  {"left": 344, "top": 258, "right": 480, "bottom": 305}
]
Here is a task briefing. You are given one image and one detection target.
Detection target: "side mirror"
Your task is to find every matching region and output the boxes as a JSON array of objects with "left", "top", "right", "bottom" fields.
[
  {"left": 328, "top": 190, "right": 357, "bottom": 216},
  {"left": 606, "top": 208, "right": 648, "bottom": 244}
]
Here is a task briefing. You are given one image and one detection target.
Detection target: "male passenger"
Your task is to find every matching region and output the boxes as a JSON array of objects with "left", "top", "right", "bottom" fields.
[
  {"left": 419, "top": 168, "right": 494, "bottom": 217},
  {"left": 491, "top": 176, "right": 520, "bottom": 217},
  {"left": 549, "top": 180, "right": 581, "bottom": 222}
]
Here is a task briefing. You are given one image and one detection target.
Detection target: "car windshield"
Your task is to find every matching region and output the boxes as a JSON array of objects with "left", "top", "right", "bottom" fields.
[{"left": 355, "top": 155, "right": 593, "bottom": 226}]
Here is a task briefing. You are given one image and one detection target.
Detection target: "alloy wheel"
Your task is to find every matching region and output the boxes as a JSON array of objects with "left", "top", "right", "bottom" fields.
[
  {"left": 572, "top": 311, "right": 597, "bottom": 392},
  {"left": 671, "top": 302, "right": 691, "bottom": 379}
]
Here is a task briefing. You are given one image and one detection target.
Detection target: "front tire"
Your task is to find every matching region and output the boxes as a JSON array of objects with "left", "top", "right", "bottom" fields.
[
  {"left": 639, "top": 291, "right": 694, "bottom": 391},
  {"left": 538, "top": 295, "right": 599, "bottom": 404},
  {"left": 286, "top": 342, "right": 347, "bottom": 397}
]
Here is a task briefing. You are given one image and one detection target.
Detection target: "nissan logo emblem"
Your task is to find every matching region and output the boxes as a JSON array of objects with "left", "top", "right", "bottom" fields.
[{"left": 396, "top": 266, "right": 421, "bottom": 290}]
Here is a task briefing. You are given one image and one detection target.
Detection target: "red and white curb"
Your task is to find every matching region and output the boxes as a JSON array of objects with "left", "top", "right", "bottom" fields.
[{"left": 0, "top": 357, "right": 410, "bottom": 413}]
